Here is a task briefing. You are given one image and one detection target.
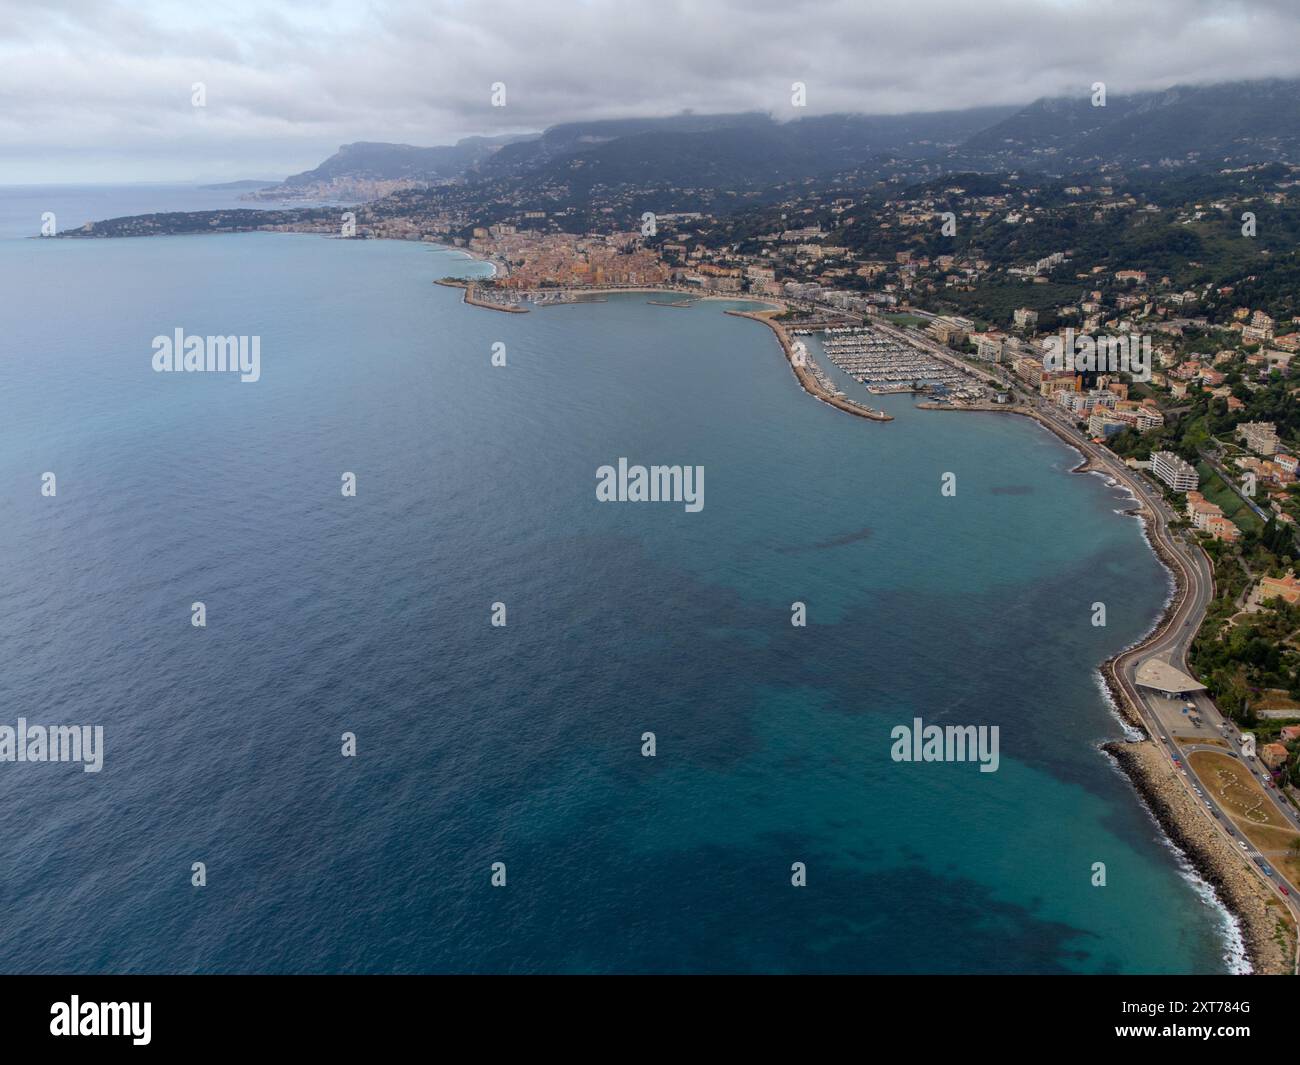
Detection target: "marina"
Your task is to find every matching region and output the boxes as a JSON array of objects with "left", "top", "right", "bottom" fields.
[
  {"left": 794, "top": 325, "right": 989, "bottom": 402},
  {"left": 801, "top": 351, "right": 847, "bottom": 399}
]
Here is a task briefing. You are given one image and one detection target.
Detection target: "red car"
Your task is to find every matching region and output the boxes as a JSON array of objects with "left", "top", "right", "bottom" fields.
[{"left": 1281, "top": 885, "right": 1290, "bottom": 897}]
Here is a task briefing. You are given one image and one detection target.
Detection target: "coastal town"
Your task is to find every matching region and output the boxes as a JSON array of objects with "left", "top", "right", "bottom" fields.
[
  {"left": 413, "top": 189, "right": 1300, "bottom": 971},
  {"left": 29, "top": 0, "right": 1300, "bottom": 1019},
  {"left": 65, "top": 115, "right": 1300, "bottom": 976}
]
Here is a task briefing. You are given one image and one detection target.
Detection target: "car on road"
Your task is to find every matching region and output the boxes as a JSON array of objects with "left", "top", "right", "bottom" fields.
[{"left": 1281, "top": 885, "right": 1290, "bottom": 896}]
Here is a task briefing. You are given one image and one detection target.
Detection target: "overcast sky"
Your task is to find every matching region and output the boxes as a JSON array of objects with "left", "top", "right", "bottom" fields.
[{"left": 5, "top": 0, "right": 1300, "bottom": 184}]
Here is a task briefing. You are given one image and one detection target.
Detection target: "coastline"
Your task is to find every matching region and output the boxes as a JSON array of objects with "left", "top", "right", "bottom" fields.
[
  {"left": 434, "top": 278, "right": 529, "bottom": 313},
  {"left": 921, "top": 399, "right": 1298, "bottom": 974},
  {"left": 1105, "top": 740, "right": 1294, "bottom": 974},
  {"left": 917, "top": 400, "right": 1103, "bottom": 473},
  {"left": 445, "top": 279, "right": 895, "bottom": 421},
  {"left": 32, "top": 207, "right": 1289, "bottom": 970},
  {"left": 724, "top": 308, "right": 893, "bottom": 422},
  {"left": 58, "top": 210, "right": 1288, "bottom": 970},
  {"left": 432, "top": 261, "right": 1297, "bottom": 971}
]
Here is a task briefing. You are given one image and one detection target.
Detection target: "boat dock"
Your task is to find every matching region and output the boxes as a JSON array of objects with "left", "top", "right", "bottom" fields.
[
  {"left": 728, "top": 310, "right": 893, "bottom": 422},
  {"left": 794, "top": 325, "right": 990, "bottom": 402}
]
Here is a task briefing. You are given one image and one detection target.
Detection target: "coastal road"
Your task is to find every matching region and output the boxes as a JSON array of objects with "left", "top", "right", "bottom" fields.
[
  {"left": 815, "top": 308, "right": 1299, "bottom": 959},
  {"left": 1029, "top": 396, "right": 1300, "bottom": 940}
]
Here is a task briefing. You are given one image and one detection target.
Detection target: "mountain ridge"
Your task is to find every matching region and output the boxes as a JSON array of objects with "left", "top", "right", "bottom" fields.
[{"left": 249, "top": 77, "right": 1300, "bottom": 200}]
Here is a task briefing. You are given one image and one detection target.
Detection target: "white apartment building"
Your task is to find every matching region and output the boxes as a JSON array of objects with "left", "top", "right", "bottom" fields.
[{"left": 1151, "top": 450, "right": 1198, "bottom": 492}]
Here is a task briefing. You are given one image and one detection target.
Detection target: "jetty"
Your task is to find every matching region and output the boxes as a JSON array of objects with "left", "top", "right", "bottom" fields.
[
  {"left": 434, "top": 279, "right": 530, "bottom": 313},
  {"left": 727, "top": 310, "right": 892, "bottom": 422}
]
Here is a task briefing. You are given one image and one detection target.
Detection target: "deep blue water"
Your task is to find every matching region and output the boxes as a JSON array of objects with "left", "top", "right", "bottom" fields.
[{"left": 0, "top": 191, "right": 1239, "bottom": 973}]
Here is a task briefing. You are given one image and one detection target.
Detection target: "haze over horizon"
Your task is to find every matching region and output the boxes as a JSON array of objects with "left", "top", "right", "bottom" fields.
[{"left": 6, "top": 0, "right": 1300, "bottom": 184}]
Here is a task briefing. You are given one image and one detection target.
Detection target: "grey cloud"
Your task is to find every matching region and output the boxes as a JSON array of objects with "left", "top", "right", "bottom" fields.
[{"left": 4, "top": 0, "right": 1300, "bottom": 181}]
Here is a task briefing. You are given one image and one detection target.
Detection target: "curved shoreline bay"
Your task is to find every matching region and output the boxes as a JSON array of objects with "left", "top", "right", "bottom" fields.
[{"left": 0, "top": 228, "right": 1245, "bottom": 973}]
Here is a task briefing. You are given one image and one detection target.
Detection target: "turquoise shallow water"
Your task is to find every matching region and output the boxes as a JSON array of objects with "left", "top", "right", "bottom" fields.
[{"left": 0, "top": 211, "right": 1236, "bottom": 972}]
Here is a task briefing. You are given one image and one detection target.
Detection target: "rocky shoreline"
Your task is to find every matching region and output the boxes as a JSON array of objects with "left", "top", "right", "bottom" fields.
[
  {"left": 1097, "top": 495, "right": 1294, "bottom": 968},
  {"left": 952, "top": 401, "right": 1297, "bottom": 974},
  {"left": 1105, "top": 740, "right": 1296, "bottom": 974}
]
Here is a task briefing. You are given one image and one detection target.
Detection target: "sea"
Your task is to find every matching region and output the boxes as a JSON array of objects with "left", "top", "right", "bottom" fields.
[{"left": 0, "top": 184, "right": 1241, "bottom": 973}]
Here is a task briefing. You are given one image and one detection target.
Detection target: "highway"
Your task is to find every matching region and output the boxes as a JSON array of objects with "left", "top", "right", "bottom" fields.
[
  {"left": 1029, "top": 392, "right": 1300, "bottom": 945},
  {"left": 831, "top": 310, "right": 1299, "bottom": 963}
]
